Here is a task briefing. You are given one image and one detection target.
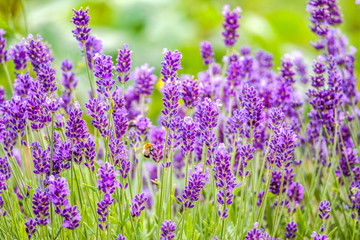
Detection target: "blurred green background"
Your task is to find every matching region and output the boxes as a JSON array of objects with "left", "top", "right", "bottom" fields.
[{"left": 0, "top": 0, "right": 359, "bottom": 122}]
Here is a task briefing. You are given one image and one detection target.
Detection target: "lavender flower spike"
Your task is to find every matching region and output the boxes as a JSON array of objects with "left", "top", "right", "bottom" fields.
[
  {"left": 318, "top": 200, "right": 331, "bottom": 220},
  {"left": 116, "top": 44, "right": 132, "bottom": 84},
  {"left": 222, "top": 5, "right": 242, "bottom": 47},
  {"left": 72, "top": 7, "right": 91, "bottom": 42},
  {"left": 200, "top": 41, "right": 215, "bottom": 65},
  {"left": 161, "top": 49, "right": 182, "bottom": 83},
  {"left": 160, "top": 220, "right": 176, "bottom": 240}
]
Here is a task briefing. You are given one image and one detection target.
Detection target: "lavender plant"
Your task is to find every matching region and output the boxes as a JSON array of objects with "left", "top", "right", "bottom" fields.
[{"left": 0, "top": 1, "right": 360, "bottom": 240}]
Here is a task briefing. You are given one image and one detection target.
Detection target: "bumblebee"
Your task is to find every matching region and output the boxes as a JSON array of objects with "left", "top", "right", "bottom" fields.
[{"left": 142, "top": 143, "right": 154, "bottom": 159}]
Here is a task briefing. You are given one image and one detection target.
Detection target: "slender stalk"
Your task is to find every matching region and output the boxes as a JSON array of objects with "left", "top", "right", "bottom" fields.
[{"left": 3, "top": 63, "right": 14, "bottom": 92}]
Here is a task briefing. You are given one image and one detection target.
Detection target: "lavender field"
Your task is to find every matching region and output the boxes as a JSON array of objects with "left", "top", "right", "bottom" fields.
[{"left": 0, "top": 0, "right": 360, "bottom": 239}]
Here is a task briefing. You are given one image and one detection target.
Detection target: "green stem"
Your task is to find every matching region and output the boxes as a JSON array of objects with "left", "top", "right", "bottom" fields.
[{"left": 3, "top": 63, "right": 14, "bottom": 92}]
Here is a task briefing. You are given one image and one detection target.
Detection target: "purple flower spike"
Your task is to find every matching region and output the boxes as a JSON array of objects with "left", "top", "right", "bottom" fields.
[
  {"left": 267, "top": 124, "right": 297, "bottom": 168},
  {"left": 84, "top": 138, "right": 96, "bottom": 171},
  {"left": 161, "top": 49, "right": 182, "bottom": 83},
  {"left": 25, "top": 34, "right": 53, "bottom": 72},
  {"left": 132, "top": 63, "right": 157, "bottom": 96},
  {"left": 85, "top": 98, "right": 109, "bottom": 138},
  {"left": 48, "top": 176, "right": 70, "bottom": 215},
  {"left": 160, "top": 220, "right": 176, "bottom": 240},
  {"left": 213, "top": 143, "right": 236, "bottom": 218},
  {"left": 285, "top": 221, "right": 298, "bottom": 239},
  {"left": 97, "top": 162, "right": 119, "bottom": 195},
  {"left": 130, "top": 193, "right": 147, "bottom": 217},
  {"left": 222, "top": 5, "right": 242, "bottom": 47},
  {"left": 31, "top": 141, "right": 50, "bottom": 176},
  {"left": 32, "top": 189, "right": 50, "bottom": 226},
  {"left": 179, "top": 171, "right": 206, "bottom": 209},
  {"left": 161, "top": 81, "right": 180, "bottom": 128},
  {"left": 25, "top": 218, "right": 37, "bottom": 239},
  {"left": 65, "top": 102, "right": 89, "bottom": 141},
  {"left": 0, "top": 157, "right": 11, "bottom": 180},
  {"left": 0, "top": 29, "right": 8, "bottom": 64},
  {"left": 200, "top": 41, "right": 215, "bottom": 65},
  {"left": 93, "top": 54, "right": 115, "bottom": 96},
  {"left": 116, "top": 44, "right": 132, "bottom": 84},
  {"left": 72, "top": 7, "right": 91, "bottom": 42},
  {"left": 97, "top": 193, "right": 114, "bottom": 230},
  {"left": 181, "top": 116, "right": 197, "bottom": 155},
  {"left": 9, "top": 40, "right": 27, "bottom": 71},
  {"left": 318, "top": 200, "right": 331, "bottom": 220},
  {"left": 62, "top": 204, "right": 81, "bottom": 230},
  {"left": 180, "top": 75, "right": 200, "bottom": 109},
  {"left": 311, "top": 59, "right": 326, "bottom": 88}
]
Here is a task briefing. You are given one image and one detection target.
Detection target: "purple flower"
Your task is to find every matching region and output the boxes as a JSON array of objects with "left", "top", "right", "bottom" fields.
[
  {"left": 134, "top": 115, "right": 151, "bottom": 141},
  {"left": 85, "top": 98, "right": 109, "bottom": 138},
  {"left": 161, "top": 49, "right": 182, "bottom": 83},
  {"left": 32, "top": 189, "right": 50, "bottom": 226},
  {"left": 222, "top": 5, "right": 242, "bottom": 47},
  {"left": 9, "top": 40, "right": 27, "bottom": 71},
  {"left": 31, "top": 141, "right": 50, "bottom": 176},
  {"left": 311, "top": 59, "right": 326, "bottom": 88},
  {"left": 267, "top": 124, "right": 297, "bottom": 168},
  {"left": 93, "top": 54, "right": 115, "bottom": 96},
  {"left": 109, "top": 138, "right": 128, "bottom": 166},
  {"left": 311, "top": 232, "right": 329, "bottom": 240},
  {"left": 285, "top": 221, "right": 298, "bottom": 239},
  {"left": 62, "top": 204, "right": 81, "bottom": 230},
  {"left": 97, "top": 162, "right": 119, "bottom": 195},
  {"left": 14, "top": 73, "right": 33, "bottom": 98},
  {"left": 180, "top": 75, "right": 200, "bottom": 109},
  {"left": 60, "top": 59, "right": 79, "bottom": 89},
  {"left": 35, "top": 64, "right": 57, "bottom": 95},
  {"left": 161, "top": 81, "right": 180, "bottom": 128},
  {"left": 25, "top": 218, "right": 37, "bottom": 239},
  {"left": 269, "top": 168, "right": 295, "bottom": 195},
  {"left": 0, "top": 157, "right": 10, "bottom": 181},
  {"left": 149, "top": 126, "right": 166, "bottom": 163},
  {"left": 84, "top": 138, "right": 96, "bottom": 171},
  {"left": 200, "top": 41, "right": 214, "bottom": 65},
  {"left": 116, "top": 44, "right": 132, "bottom": 84},
  {"left": 115, "top": 233, "right": 126, "bottom": 240},
  {"left": 181, "top": 117, "right": 197, "bottom": 155},
  {"left": 196, "top": 98, "right": 221, "bottom": 131},
  {"left": 97, "top": 193, "right": 114, "bottom": 230},
  {"left": 48, "top": 176, "right": 70, "bottom": 215},
  {"left": 132, "top": 63, "right": 157, "bottom": 96},
  {"left": 160, "top": 220, "right": 176, "bottom": 240},
  {"left": 292, "top": 52, "right": 308, "bottom": 84},
  {"left": 178, "top": 171, "right": 206, "bottom": 209},
  {"left": 318, "top": 200, "right": 331, "bottom": 220},
  {"left": 113, "top": 108, "right": 129, "bottom": 139},
  {"left": 0, "top": 29, "right": 8, "bottom": 64},
  {"left": 25, "top": 34, "right": 53, "bottom": 72},
  {"left": 213, "top": 143, "right": 236, "bottom": 218},
  {"left": 65, "top": 102, "right": 89, "bottom": 141},
  {"left": 72, "top": 7, "right": 91, "bottom": 42},
  {"left": 287, "top": 182, "right": 305, "bottom": 212},
  {"left": 130, "top": 193, "right": 147, "bottom": 217}
]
